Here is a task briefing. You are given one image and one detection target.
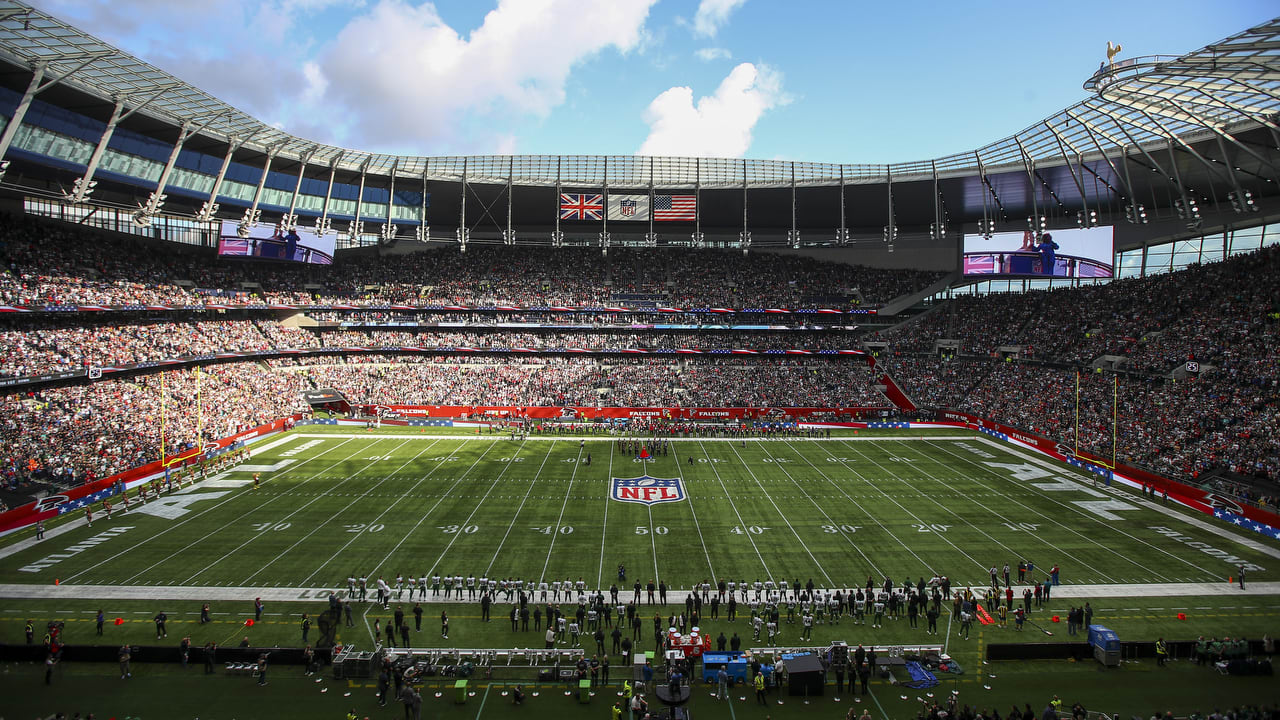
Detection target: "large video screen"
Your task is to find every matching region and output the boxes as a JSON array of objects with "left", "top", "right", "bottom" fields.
[
  {"left": 217, "top": 221, "right": 335, "bottom": 265},
  {"left": 962, "top": 227, "right": 1113, "bottom": 278}
]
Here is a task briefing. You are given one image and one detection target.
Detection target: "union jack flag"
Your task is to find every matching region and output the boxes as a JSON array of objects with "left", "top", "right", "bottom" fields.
[{"left": 560, "top": 193, "right": 603, "bottom": 221}]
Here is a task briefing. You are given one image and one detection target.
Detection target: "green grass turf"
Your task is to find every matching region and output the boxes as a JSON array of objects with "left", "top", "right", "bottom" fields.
[
  {"left": 2, "top": 429, "right": 1278, "bottom": 718},
  {"left": 2, "top": 430, "right": 1274, "bottom": 589}
]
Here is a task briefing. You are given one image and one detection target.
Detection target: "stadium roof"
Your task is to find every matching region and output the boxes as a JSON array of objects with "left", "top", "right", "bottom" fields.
[{"left": 0, "top": 2, "right": 1276, "bottom": 189}]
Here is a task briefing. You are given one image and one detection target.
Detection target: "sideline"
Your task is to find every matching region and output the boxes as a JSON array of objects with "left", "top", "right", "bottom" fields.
[{"left": 2, "top": 580, "right": 1278, "bottom": 603}]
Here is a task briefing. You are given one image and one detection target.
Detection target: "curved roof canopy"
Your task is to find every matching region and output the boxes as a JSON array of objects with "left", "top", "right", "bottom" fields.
[{"left": 0, "top": 2, "right": 1276, "bottom": 189}]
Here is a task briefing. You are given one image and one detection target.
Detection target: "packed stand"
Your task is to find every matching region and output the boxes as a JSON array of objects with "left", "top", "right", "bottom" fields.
[{"left": 0, "top": 214, "right": 943, "bottom": 309}]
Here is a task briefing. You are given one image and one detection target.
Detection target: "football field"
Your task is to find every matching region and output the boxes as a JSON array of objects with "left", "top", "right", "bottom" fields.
[{"left": 4, "top": 427, "right": 1275, "bottom": 597}]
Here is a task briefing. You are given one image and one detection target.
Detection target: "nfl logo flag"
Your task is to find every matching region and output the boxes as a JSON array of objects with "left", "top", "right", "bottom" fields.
[
  {"left": 620, "top": 199, "right": 637, "bottom": 217},
  {"left": 611, "top": 476, "right": 685, "bottom": 506}
]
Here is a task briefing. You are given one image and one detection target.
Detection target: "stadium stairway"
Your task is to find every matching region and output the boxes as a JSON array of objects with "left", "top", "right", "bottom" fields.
[{"left": 875, "top": 271, "right": 960, "bottom": 317}]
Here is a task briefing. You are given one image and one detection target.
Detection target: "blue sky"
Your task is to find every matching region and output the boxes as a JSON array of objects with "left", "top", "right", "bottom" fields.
[{"left": 35, "top": 0, "right": 1277, "bottom": 163}]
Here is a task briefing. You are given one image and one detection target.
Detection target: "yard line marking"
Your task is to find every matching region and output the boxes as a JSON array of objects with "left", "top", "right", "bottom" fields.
[
  {"left": 366, "top": 441, "right": 502, "bottom": 580},
  {"left": 539, "top": 445, "right": 585, "bottom": 586},
  {"left": 63, "top": 436, "right": 362, "bottom": 585},
  {"left": 767, "top": 440, "right": 882, "bottom": 577},
  {"left": 595, "top": 441, "right": 616, "bottom": 588},
  {"left": 918, "top": 439, "right": 1181, "bottom": 579},
  {"left": 876, "top": 440, "right": 1111, "bottom": 579},
  {"left": 485, "top": 441, "right": 561, "bottom": 577},
  {"left": 954, "top": 438, "right": 1231, "bottom": 579},
  {"left": 777, "top": 448, "right": 929, "bottom": 572},
  {"left": 694, "top": 441, "right": 770, "bottom": 577},
  {"left": 669, "top": 442, "right": 717, "bottom": 584},
  {"left": 423, "top": 440, "right": 533, "bottom": 582},
  {"left": 724, "top": 441, "right": 834, "bottom": 586},
  {"left": 188, "top": 438, "right": 421, "bottom": 585},
  {"left": 295, "top": 438, "right": 466, "bottom": 586},
  {"left": 828, "top": 441, "right": 987, "bottom": 574}
]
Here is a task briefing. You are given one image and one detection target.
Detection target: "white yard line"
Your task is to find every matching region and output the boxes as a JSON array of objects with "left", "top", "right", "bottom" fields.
[
  {"left": 777, "top": 440, "right": 935, "bottom": 573},
  {"left": 692, "top": 441, "right": 771, "bottom": 578},
  {"left": 831, "top": 439, "right": 989, "bottom": 574},
  {"left": 539, "top": 445, "right": 585, "bottom": 585},
  {"left": 187, "top": 438, "right": 419, "bottom": 585},
  {"left": 61, "top": 437, "right": 362, "bottom": 584},
  {"left": 844, "top": 440, "right": 1112, "bottom": 580},
  {"left": 724, "top": 441, "right": 835, "bottom": 587},
  {"left": 669, "top": 442, "right": 717, "bottom": 584},
  {"left": 484, "top": 441, "right": 561, "bottom": 577},
  {"left": 365, "top": 440, "right": 501, "bottom": 580},
  {"left": 422, "top": 440, "right": 532, "bottom": 581},
  {"left": 769, "top": 439, "right": 883, "bottom": 577},
  {"left": 292, "top": 438, "right": 451, "bottom": 586},
  {"left": 963, "top": 437, "right": 1242, "bottom": 578},
  {"left": 918, "top": 439, "right": 1171, "bottom": 578},
  {"left": 595, "top": 441, "right": 615, "bottom": 589},
  {"left": 971, "top": 437, "right": 1280, "bottom": 562}
]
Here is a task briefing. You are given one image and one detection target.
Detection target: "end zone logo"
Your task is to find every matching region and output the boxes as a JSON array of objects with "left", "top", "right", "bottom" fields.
[{"left": 611, "top": 476, "right": 685, "bottom": 506}]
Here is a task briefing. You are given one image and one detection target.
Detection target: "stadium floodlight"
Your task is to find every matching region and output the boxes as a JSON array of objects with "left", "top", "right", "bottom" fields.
[
  {"left": 1228, "top": 190, "right": 1257, "bottom": 213},
  {"left": 350, "top": 220, "right": 364, "bottom": 238},
  {"left": 1075, "top": 209, "right": 1098, "bottom": 228},
  {"left": 131, "top": 209, "right": 152, "bottom": 228},
  {"left": 195, "top": 201, "right": 220, "bottom": 222},
  {"left": 788, "top": 230, "right": 800, "bottom": 249},
  {"left": 691, "top": 231, "right": 705, "bottom": 249},
  {"left": 502, "top": 229, "right": 516, "bottom": 245},
  {"left": 739, "top": 230, "right": 751, "bottom": 255},
  {"left": 1123, "top": 203, "right": 1147, "bottom": 224},
  {"left": 280, "top": 213, "right": 299, "bottom": 231},
  {"left": 882, "top": 225, "right": 898, "bottom": 243},
  {"left": 550, "top": 229, "right": 564, "bottom": 247},
  {"left": 1174, "top": 197, "right": 1200, "bottom": 221},
  {"left": 977, "top": 218, "right": 996, "bottom": 238},
  {"left": 0, "top": 159, "right": 9, "bottom": 180},
  {"left": 314, "top": 217, "right": 332, "bottom": 236},
  {"left": 1027, "top": 215, "right": 1047, "bottom": 232},
  {"left": 414, "top": 224, "right": 429, "bottom": 242},
  {"left": 835, "top": 228, "right": 849, "bottom": 246},
  {"left": 455, "top": 226, "right": 468, "bottom": 253},
  {"left": 69, "top": 177, "right": 97, "bottom": 200},
  {"left": 237, "top": 208, "right": 261, "bottom": 238},
  {"left": 929, "top": 222, "right": 945, "bottom": 240},
  {"left": 600, "top": 231, "right": 611, "bottom": 256},
  {"left": 644, "top": 231, "right": 658, "bottom": 247}
]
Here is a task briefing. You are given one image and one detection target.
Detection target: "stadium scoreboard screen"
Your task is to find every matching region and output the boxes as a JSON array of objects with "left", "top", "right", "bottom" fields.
[
  {"left": 962, "top": 226, "right": 1114, "bottom": 278},
  {"left": 218, "top": 221, "right": 335, "bottom": 265}
]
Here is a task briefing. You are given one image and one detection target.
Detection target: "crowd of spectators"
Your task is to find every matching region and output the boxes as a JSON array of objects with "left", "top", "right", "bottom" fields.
[
  {"left": 878, "top": 244, "right": 1279, "bottom": 376},
  {"left": 315, "top": 329, "right": 859, "bottom": 352},
  {"left": 2, "top": 364, "right": 309, "bottom": 488},
  {"left": 0, "top": 214, "right": 943, "bottom": 309}
]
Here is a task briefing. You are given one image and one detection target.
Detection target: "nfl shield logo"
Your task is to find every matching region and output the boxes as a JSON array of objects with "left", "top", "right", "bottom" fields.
[
  {"left": 611, "top": 476, "right": 685, "bottom": 506},
  {"left": 620, "top": 199, "right": 637, "bottom": 217}
]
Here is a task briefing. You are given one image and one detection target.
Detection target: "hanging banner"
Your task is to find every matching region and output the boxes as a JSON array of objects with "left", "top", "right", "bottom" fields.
[{"left": 607, "top": 194, "right": 651, "bottom": 221}]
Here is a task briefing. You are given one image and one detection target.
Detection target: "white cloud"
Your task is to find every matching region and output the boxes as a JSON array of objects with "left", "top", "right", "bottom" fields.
[
  {"left": 314, "top": 0, "right": 658, "bottom": 153},
  {"left": 637, "top": 62, "right": 786, "bottom": 158},
  {"left": 694, "top": 47, "right": 731, "bottom": 62},
  {"left": 691, "top": 0, "right": 748, "bottom": 38}
]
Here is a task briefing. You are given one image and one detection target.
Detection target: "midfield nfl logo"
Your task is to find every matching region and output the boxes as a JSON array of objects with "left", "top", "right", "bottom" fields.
[
  {"left": 611, "top": 476, "right": 685, "bottom": 506},
  {"left": 620, "top": 199, "right": 637, "bottom": 217}
]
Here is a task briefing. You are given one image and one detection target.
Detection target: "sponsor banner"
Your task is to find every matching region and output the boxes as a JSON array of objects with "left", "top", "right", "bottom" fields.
[
  {"left": 0, "top": 415, "right": 303, "bottom": 536},
  {"left": 359, "top": 405, "right": 890, "bottom": 420}
]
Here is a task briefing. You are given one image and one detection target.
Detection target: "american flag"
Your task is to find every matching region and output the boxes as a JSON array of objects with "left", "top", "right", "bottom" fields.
[
  {"left": 654, "top": 194, "right": 696, "bottom": 221},
  {"left": 560, "top": 193, "right": 603, "bottom": 221}
]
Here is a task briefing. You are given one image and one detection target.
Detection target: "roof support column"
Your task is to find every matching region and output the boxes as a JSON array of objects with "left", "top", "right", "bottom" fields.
[
  {"left": 349, "top": 160, "right": 368, "bottom": 240},
  {"left": 416, "top": 163, "right": 430, "bottom": 243},
  {"left": 240, "top": 142, "right": 286, "bottom": 236},
  {"left": 316, "top": 152, "right": 343, "bottom": 236},
  {"left": 504, "top": 156, "right": 515, "bottom": 245},
  {"left": 134, "top": 120, "right": 201, "bottom": 227},
  {"left": 196, "top": 134, "right": 251, "bottom": 222},
  {"left": 0, "top": 63, "right": 45, "bottom": 181},
  {"left": 457, "top": 158, "right": 467, "bottom": 252},
  {"left": 382, "top": 158, "right": 398, "bottom": 242},
  {"left": 282, "top": 146, "right": 318, "bottom": 230},
  {"left": 68, "top": 98, "right": 125, "bottom": 203}
]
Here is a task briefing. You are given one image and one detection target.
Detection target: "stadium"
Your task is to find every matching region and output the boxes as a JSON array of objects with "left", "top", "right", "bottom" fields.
[{"left": 0, "top": 1, "right": 1278, "bottom": 718}]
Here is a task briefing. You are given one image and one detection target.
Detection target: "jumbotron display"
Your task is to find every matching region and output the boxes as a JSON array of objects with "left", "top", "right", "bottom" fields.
[
  {"left": 962, "top": 227, "right": 1114, "bottom": 278},
  {"left": 217, "top": 221, "right": 336, "bottom": 265}
]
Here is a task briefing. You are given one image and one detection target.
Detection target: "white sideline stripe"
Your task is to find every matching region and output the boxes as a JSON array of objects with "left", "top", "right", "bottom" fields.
[
  {"left": 293, "top": 433, "right": 977, "bottom": 442},
  {"left": 973, "top": 437, "right": 1280, "bottom": 562},
  {"left": 200, "top": 478, "right": 253, "bottom": 488},
  {"left": 2, "top": 581, "right": 1278, "bottom": 603}
]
